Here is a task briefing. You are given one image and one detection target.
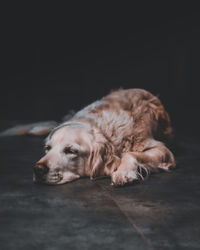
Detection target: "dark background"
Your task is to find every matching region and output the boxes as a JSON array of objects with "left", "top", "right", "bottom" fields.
[
  {"left": 1, "top": 5, "right": 200, "bottom": 250},
  {"left": 1, "top": 3, "right": 200, "bottom": 131}
]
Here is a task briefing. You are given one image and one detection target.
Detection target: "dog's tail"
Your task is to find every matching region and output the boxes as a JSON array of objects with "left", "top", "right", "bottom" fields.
[
  {"left": 0, "top": 121, "right": 58, "bottom": 137},
  {"left": 0, "top": 110, "right": 76, "bottom": 137}
]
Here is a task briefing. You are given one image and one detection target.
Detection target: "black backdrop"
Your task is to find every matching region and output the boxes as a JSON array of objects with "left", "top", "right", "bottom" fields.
[{"left": 1, "top": 3, "right": 200, "bottom": 131}]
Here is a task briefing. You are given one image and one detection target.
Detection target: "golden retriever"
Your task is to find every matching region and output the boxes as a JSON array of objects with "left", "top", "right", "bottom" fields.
[{"left": 33, "top": 88, "right": 176, "bottom": 186}]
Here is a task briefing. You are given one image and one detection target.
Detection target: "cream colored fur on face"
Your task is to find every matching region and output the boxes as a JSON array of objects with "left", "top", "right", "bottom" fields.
[{"left": 34, "top": 88, "right": 176, "bottom": 186}]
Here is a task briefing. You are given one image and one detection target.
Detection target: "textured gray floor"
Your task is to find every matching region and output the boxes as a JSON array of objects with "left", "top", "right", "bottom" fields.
[{"left": 0, "top": 123, "right": 200, "bottom": 250}]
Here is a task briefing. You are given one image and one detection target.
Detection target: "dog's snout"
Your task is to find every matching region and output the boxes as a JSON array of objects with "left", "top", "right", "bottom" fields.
[{"left": 34, "top": 162, "right": 49, "bottom": 177}]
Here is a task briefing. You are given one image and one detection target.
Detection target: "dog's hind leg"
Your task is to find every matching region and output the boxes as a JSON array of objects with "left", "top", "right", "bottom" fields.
[{"left": 111, "top": 141, "right": 176, "bottom": 186}]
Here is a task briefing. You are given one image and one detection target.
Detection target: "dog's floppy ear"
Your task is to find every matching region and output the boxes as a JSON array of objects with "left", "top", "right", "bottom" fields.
[
  {"left": 88, "top": 128, "right": 120, "bottom": 179},
  {"left": 88, "top": 141, "right": 120, "bottom": 179},
  {"left": 89, "top": 142, "right": 105, "bottom": 179}
]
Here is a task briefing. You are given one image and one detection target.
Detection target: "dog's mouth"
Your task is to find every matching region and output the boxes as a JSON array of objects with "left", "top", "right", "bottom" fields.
[{"left": 33, "top": 172, "right": 63, "bottom": 185}]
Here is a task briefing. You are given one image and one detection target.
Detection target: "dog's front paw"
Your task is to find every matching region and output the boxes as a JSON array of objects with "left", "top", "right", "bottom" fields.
[{"left": 111, "top": 169, "right": 139, "bottom": 186}]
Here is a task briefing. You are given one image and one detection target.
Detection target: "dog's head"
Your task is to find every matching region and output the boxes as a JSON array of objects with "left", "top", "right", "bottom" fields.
[{"left": 33, "top": 122, "right": 96, "bottom": 185}]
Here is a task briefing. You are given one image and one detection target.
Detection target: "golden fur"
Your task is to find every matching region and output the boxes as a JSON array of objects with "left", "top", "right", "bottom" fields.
[{"left": 34, "top": 88, "right": 176, "bottom": 186}]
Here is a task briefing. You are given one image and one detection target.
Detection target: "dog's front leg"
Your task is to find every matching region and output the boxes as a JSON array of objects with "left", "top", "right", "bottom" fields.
[{"left": 111, "top": 144, "right": 176, "bottom": 186}]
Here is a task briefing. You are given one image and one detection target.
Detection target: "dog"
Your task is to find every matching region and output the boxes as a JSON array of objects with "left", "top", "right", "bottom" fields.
[{"left": 33, "top": 88, "right": 176, "bottom": 186}]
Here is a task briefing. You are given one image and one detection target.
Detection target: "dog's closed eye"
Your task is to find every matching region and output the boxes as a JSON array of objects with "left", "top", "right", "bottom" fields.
[{"left": 63, "top": 147, "right": 78, "bottom": 155}]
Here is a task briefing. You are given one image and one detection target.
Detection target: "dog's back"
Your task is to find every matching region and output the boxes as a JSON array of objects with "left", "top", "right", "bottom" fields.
[
  {"left": 73, "top": 88, "right": 172, "bottom": 149},
  {"left": 104, "top": 88, "right": 172, "bottom": 143}
]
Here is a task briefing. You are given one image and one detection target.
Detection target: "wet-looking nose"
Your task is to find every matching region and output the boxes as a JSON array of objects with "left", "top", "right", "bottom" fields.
[{"left": 34, "top": 163, "right": 49, "bottom": 177}]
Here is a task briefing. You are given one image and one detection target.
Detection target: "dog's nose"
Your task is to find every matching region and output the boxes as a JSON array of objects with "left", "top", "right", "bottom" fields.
[{"left": 34, "top": 162, "right": 49, "bottom": 177}]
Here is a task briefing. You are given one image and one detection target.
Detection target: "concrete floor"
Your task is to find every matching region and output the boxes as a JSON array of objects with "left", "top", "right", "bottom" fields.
[{"left": 0, "top": 122, "right": 200, "bottom": 250}]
